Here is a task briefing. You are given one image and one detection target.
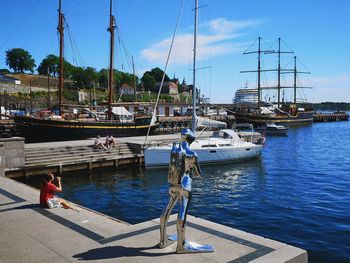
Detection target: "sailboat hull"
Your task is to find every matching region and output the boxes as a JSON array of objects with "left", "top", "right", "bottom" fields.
[
  {"left": 14, "top": 116, "right": 158, "bottom": 142},
  {"left": 144, "top": 144, "right": 263, "bottom": 168}
]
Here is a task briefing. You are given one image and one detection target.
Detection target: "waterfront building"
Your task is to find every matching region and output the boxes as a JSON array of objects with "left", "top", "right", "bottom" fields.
[
  {"left": 233, "top": 88, "right": 258, "bottom": 104},
  {"left": 119, "top": 84, "right": 135, "bottom": 95}
]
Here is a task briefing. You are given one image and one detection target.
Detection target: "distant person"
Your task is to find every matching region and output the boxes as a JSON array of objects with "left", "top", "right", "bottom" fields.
[
  {"left": 94, "top": 135, "right": 107, "bottom": 149},
  {"left": 106, "top": 134, "right": 116, "bottom": 148},
  {"left": 40, "top": 171, "right": 78, "bottom": 211}
]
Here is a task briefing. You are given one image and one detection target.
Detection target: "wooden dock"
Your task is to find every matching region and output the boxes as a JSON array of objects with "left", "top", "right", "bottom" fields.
[
  {"left": 313, "top": 112, "right": 349, "bottom": 122},
  {"left": 6, "top": 142, "right": 143, "bottom": 178}
]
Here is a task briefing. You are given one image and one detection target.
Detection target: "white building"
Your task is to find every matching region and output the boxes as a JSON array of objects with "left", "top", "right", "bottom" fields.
[
  {"left": 119, "top": 84, "right": 135, "bottom": 95},
  {"left": 233, "top": 88, "right": 258, "bottom": 104}
]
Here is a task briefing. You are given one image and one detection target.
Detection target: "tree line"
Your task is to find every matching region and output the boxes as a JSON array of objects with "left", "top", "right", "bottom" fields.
[{"left": 1, "top": 48, "right": 177, "bottom": 92}]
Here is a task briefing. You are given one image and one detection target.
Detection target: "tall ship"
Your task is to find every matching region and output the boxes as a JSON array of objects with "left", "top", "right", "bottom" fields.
[
  {"left": 233, "top": 37, "right": 314, "bottom": 126},
  {"left": 13, "top": 0, "right": 158, "bottom": 141}
]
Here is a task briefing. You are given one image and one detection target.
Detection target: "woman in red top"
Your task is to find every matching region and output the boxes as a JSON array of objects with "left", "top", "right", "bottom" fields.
[{"left": 40, "top": 171, "right": 78, "bottom": 211}]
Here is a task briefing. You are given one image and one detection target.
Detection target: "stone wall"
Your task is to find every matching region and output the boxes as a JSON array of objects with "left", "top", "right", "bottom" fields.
[
  {"left": 0, "top": 83, "right": 57, "bottom": 94},
  {"left": 0, "top": 137, "right": 25, "bottom": 170}
]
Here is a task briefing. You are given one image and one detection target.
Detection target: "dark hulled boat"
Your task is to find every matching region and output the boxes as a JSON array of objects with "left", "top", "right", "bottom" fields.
[
  {"left": 13, "top": 0, "right": 158, "bottom": 142},
  {"left": 14, "top": 115, "right": 157, "bottom": 141}
]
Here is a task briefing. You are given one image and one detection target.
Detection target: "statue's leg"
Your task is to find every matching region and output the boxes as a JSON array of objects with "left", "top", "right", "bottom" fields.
[
  {"left": 176, "top": 188, "right": 214, "bottom": 254},
  {"left": 159, "top": 186, "right": 179, "bottom": 248},
  {"left": 176, "top": 189, "right": 190, "bottom": 253}
]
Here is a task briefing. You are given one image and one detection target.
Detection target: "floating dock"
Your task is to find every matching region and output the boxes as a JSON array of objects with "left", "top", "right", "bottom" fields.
[{"left": 0, "top": 175, "right": 307, "bottom": 262}]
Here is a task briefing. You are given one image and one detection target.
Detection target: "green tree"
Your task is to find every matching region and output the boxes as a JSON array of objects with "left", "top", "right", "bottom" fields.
[
  {"left": 98, "top": 69, "right": 108, "bottom": 89},
  {"left": 37, "top": 54, "right": 75, "bottom": 79},
  {"left": 149, "top": 67, "right": 170, "bottom": 82},
  {"left": 72, "top": 67, "right": 98, "bottom": 89},
  {"left": 0, "top": 68, "right": 10, "bottom": 74},
  {"left": 37, "top": 54, "right": 59, "bottom": 76},
  {"left": 5, "top": 48, "right": 36, "bottom": 73},
  {"left": 141, "top": 73, "right": 156, "bottom": 92}
]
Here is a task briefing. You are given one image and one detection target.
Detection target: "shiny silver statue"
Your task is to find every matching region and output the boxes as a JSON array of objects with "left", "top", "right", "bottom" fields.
[{"left": 159, "top": 128, "right": 214, "bottom": 253}]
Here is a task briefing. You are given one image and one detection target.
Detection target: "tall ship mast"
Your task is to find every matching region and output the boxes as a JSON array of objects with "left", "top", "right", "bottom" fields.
[
  {"left": 234, "top": 37, "right": 314, "bottom": 126},
  {"left": 13, "top": 0, "right": 158, "bottom": 142},
  {"left": 107, "top": 0, "right": 115, "bottom": 121},
  {"left": 58, "top": 0, "right": 64, "bottom": 115}
]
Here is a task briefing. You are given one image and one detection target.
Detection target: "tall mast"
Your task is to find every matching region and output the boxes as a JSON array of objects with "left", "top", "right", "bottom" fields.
[
  {"left": 277, "top": 37, "right": 281, "bottom": 108},
  {"left": 58, "top": 0, "right": 64, "bottom": 115},
  {"left": 241, "top": 37, "right": 273, "bottom": 111},
  {"left": 108, "top": 0, "right": 116, "bottom": 120},
  {"left": 257, "top": 37, "right": 261, "bottom": 110},
  {"left": 293, "top": 56, "right": 297, "bottom": 104},
  {"left": 191, "top": 0, "right": 198, "bottom": 134}
]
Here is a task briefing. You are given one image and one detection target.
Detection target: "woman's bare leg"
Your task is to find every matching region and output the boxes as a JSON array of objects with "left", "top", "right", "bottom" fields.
[{"left": 59, "top": 199, "right": 79, "bottom": 212}]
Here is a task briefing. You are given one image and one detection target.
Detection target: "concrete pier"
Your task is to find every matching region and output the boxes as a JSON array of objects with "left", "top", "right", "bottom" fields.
[{"left": 0, "top": 175, "right": 307, "bottom": 262}]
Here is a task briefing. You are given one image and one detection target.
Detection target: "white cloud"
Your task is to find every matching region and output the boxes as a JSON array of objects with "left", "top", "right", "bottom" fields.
[
  {"left": 206, "top": 18, "right": 263, "bottom": 34},
  {"left": 140, "top": 18, "right": 262, "bottom": 65}
]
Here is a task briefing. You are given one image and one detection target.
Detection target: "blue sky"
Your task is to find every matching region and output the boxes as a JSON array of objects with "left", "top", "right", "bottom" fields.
[{"left": 0, "top": 0, "right": 349, "bottom": 103}]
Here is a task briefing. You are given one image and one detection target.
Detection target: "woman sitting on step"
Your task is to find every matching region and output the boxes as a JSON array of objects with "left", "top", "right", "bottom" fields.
[{"left": 40, "top": 171, "right": 79, "bottom": 212}]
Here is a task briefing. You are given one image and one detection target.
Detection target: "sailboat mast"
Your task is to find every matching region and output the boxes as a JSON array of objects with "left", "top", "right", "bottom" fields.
[
  {"left": 192, "top": 0, "right": 198, "bottom": 134},
  {"left": 294, "top": 56, "right": 297, "bottom": 104},
  {"left": 58, "top": 0, "right": 64, "bottom": 115},
  {"left": 257, "top": 37, "right": 261, "bottom": 111},
  {"left": 277, "top": 37, "right": 281, "bottom": 108},
  {"left": 108, "top": 0, "right": 115, "bottom": 120}
]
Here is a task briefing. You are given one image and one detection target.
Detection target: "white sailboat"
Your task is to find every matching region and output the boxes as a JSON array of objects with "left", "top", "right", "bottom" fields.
[{"left": 144, "top": 0, "right": 264, "bottom": 168}]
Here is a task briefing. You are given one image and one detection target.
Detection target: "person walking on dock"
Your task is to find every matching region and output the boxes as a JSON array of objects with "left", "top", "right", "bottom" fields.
[{"left": 40, "top": 171, "right": 79, "bottom": 211}]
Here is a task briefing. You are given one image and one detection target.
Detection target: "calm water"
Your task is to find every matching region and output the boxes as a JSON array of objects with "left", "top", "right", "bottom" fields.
[{"left": 26, "top": 120, "right": 350, "bottom": 262}]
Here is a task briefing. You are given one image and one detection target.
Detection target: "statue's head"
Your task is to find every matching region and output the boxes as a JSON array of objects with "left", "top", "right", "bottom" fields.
[{"left": 181, "top": 128, "right": 195, "bottom": 145}]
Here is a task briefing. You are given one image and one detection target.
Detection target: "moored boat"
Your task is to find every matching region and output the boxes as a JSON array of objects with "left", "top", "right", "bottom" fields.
[
  {"left": 144, "top": 0, "right": 264, "bottom": 168},
  {"left": 13, "top": 0, "right": 157, "bottom": 142},
  {"left": 235, "top": 37, "right": 314, "bottom": 126},
  {"left": 255, "top": 122, "right": 288, "bottom": 136}
]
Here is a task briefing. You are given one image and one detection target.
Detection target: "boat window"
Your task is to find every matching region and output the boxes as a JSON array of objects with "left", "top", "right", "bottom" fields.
[
  {"left": 201, "top": 145, "right": 217, "bottom": 148},
  {"left": 218, "top": 144, "right": 231, "bottom": 147}
]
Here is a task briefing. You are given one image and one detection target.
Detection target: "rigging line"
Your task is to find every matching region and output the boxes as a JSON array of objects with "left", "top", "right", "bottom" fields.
[
  {"left": 65, "top": 20, "right": 85, "bottom": 67},
  {"left": 296, "top": 57, "right": 311, "bottom": 73},
  {"left": 117, "top": 37, "right": 125, "bottom": 70},
  {"left": 20, "top": 16, "right": 56, "bottom": 49},
  {"left": 264, "top": 38, "right": 277, "bottom": 52},
  {"left": 115, "top": 25, "right": 133, "bottom": 70},
  {"left": 66, "top": 14, "right": 107, "bottom": 17},
  {"left": 243, "top": 38, "right": 258, "bottom": 53},
  {"left": 280, "top": 38, "right": 294, "bottom": 53},
  {"left": 283, "top": 57, "right": 294, "bottom": 68},
  {"left": 143, "top": 0, "right": 186, "bottom": 148},
  {"left": 0, "top": 0, "right": 40, "bottom": 50},
  {"left": 65, "top": 0, "right": 84, "bottom": 16}
]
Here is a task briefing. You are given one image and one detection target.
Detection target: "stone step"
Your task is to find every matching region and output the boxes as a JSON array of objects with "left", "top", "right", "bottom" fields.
[
  {"left": 25, "top": 153, "right": 138, "bottom": 168},
  {"left": 25, "top": 145, "right": 131, "bottom": 155},
  {"left": 26, "top": 153, "right": 135, "bottom": 166},
  {"left": 25, "top": 147, "right": 132, "bottom": 159}
]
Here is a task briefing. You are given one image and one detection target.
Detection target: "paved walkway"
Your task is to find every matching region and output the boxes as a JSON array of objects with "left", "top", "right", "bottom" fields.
[{"left": 0, "top": 176, "right": 307, "bottom": 263}]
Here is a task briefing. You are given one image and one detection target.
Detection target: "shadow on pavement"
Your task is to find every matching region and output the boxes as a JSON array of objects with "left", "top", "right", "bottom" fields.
[{"left": 73, "top": 245, "right": 174, "bottom": 260}]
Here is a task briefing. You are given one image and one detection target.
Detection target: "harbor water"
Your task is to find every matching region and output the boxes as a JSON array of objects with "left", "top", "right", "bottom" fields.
[{"left": 26, "top": 120, "right": 350, "bottom": 262}]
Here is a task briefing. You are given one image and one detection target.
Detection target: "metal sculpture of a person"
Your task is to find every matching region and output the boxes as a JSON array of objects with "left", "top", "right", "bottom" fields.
[{"left": 159, "top": 128, "right": 213, "bottom": 253}]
